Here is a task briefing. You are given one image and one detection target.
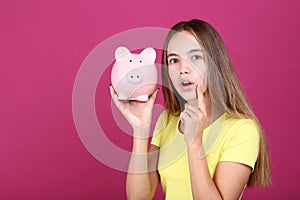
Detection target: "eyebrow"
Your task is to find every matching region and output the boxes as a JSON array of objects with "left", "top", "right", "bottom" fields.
[
  {"left": 166, "top": 53, "right": 178, "bottom": 59},
  {"left": 187, "top": 49, "right": 203, "bottom": 54},
  {"left": 167, "top": 49, "right": 203, "bottom": 59}
]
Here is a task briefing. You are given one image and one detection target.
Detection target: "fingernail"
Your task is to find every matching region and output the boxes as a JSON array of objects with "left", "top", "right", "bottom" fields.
[{"left": 198, "top": 84, "right": 202, "bottom": 91}]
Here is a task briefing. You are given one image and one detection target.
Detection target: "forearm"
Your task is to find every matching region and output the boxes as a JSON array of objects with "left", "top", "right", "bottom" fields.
[
  {"left": 126, "top": 129, "right": 152, "bottom": 200},
  {"left": 188, "top": 139, "right": 222, "bottom": 200}
]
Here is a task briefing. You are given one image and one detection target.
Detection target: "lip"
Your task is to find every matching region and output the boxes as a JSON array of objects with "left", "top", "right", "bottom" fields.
[{"left": 180, "top": 79, "right": 195, "bottom": 90}]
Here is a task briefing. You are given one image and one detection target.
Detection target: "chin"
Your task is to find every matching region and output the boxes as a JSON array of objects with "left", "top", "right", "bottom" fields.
[{"left": 179, "top": 91, "right": 196, "bottom": 101}]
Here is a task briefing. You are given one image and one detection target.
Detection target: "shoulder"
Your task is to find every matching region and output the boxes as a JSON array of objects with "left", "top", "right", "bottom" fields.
[
  {"left": 153, "top": 109, "right": 179, "bottom": 136},
  {"left": 225, "top": 113, "right": 259, "bottom": 134},
  {"left": 156, "top": 109, "right": 179, "bottom": 125},
  {"left": 152, "top": 109, "right": 179, "bottom": 147},
  {"left": 222, "top": 113, "right": 260, "bottom": 144},
  {"left": 218, "top": 113, "right": 261, "bottom": 170}
]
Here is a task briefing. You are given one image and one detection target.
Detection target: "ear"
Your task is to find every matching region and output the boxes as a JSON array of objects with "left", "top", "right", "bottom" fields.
[
  {"left": 140, "top": 47, "right": 156, "bottom": 63},
  {"left": 115, "top": 46, "right": 131, "bottom": 62}
]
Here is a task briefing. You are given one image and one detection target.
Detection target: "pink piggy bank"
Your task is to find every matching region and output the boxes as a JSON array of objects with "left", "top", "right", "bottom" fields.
[{"left": 111, "top": 46, "right": 158, "bottom": 101}]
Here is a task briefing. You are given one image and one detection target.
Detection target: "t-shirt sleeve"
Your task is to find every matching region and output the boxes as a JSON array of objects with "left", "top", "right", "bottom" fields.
[
  {"left": 151, "top": 110, "right": 168, "bottom": 147},
  {"left": 219, "top": 120, "right": 260, "bottom": 170}
]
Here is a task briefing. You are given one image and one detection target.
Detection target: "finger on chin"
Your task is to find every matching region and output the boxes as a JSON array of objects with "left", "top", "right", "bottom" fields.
[{"left": 196, "top": 84, "right": 207, "bottom": 114}]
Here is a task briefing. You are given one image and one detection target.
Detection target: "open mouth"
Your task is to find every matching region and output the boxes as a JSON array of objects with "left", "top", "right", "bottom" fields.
[{"left": 182, "top": 81, "right": 193, "bottom": 86}]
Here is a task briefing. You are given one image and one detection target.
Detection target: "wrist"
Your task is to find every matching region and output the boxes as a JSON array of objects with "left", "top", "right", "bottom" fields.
[
  {"left": 133, "top": 126, "right": 150, "bottom": 139},
  {"left": 187, "top": 136, "right": 207, "bottom": 159},
  {"left": 188, "top": 138, "right": 202, "bottom": 150},
  {"left": 132, "top": 137, "right": 149, "bottom": 153},
  {"left": 185, "top": 131, "right": 202, "bottom": 148}
]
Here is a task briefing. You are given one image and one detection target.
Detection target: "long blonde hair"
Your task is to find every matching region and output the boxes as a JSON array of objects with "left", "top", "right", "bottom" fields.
[{"left": 161, "top": 19, "right": 271, "bottom": 186}]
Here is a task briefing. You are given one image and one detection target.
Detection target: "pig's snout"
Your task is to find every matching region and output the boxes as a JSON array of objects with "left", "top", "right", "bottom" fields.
[{"left": 126, "top": 70, "right": 143, "bottom": 84}]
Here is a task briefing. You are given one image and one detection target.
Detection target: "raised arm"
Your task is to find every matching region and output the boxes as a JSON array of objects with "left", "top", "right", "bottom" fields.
[
  {"left": 110, "top": 86, "right": 160, "bottom": 199},
  {"left": 181, "top": 85, "right": 252, "bottom": 200},
  {"left": 187, "top": 141, "right": 251, "bottom": 200},
  {"left": 127, "top": 143, "right": 160, "bottom": 200}
]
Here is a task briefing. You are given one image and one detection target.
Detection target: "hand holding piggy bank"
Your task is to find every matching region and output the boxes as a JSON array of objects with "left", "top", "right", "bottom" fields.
[{"left": 111, "top": 46, "right": 158, "bottom": 101}]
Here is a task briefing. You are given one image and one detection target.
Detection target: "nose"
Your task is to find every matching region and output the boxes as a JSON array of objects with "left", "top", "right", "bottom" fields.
[
  {"left": 179, "top": 59, "right": 191, "bottom": 76},
  {"left": 126, "top": 70, "right": 143, "bottom": 84}
]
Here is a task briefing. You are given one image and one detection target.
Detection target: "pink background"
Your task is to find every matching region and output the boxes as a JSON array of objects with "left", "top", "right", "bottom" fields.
[{"left": 1, "top": 0, "right": 299, "bottom": 199}]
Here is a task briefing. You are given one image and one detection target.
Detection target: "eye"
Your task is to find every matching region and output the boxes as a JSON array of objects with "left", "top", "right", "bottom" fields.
[
  {"left": 139, "top": 60, "right": 142, "bottom": 63},
  {"left": 129, "top": 60, "right": 133, "bottom": 62},
  {"left": 168, "top": 58, "right": 178, "bottom": 65},
  {"left": 191, "top": 55, "right": 202, "bottom": 60}
]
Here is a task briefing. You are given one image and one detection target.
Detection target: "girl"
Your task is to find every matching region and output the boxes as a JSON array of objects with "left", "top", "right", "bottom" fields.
[{"left": 110, "top": 19, "right": 271, "bottom": 200}]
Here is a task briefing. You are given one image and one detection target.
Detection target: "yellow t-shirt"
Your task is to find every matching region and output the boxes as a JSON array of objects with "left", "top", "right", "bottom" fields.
[{"left": 151, "top": 110, "right": 260, "bottom": 200}]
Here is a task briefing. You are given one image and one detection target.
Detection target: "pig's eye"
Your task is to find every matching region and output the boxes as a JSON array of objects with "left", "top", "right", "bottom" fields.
[
  {"left": 139, "top": 60, "right": 142, "bottom": 63},
  {"left": 129, "top": 60, "right": 133, "bottom": 62}
]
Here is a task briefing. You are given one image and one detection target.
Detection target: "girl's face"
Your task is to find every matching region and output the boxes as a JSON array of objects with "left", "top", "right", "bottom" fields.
[{"left": 167, "top": 31, "right": 207, "bottom": 101}]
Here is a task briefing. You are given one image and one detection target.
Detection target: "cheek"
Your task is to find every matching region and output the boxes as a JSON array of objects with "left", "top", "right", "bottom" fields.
[
  {"left": 168, "top": 68, "right": 180, "bottom": 85},
  {"left": 194, "top": 62, "right": 206, "bottom": 76},
  {"left": 200, "top": 80, "right": 207, "bottom": 93},
  {"left": 196, "top": 64, "right": 207, "bottom": 90},
  {"left": 193, "top": 74, "right": 207, "bottom": 94},
  {"left": 200, "top": 74, "right": 208, "bottom": 91}
]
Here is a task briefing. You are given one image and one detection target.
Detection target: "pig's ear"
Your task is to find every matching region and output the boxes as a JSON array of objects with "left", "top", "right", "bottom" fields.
[
  {"left": 115, "top": 46, "right": 131, "bottom": 62},
  {"left": 140, "top": 47, "right": 156, "bottom": 63}
]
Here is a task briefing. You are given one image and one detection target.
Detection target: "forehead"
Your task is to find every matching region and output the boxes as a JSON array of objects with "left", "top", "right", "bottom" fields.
[{"left": 167, "top": 31, "right": 202, "bottom": 55}]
